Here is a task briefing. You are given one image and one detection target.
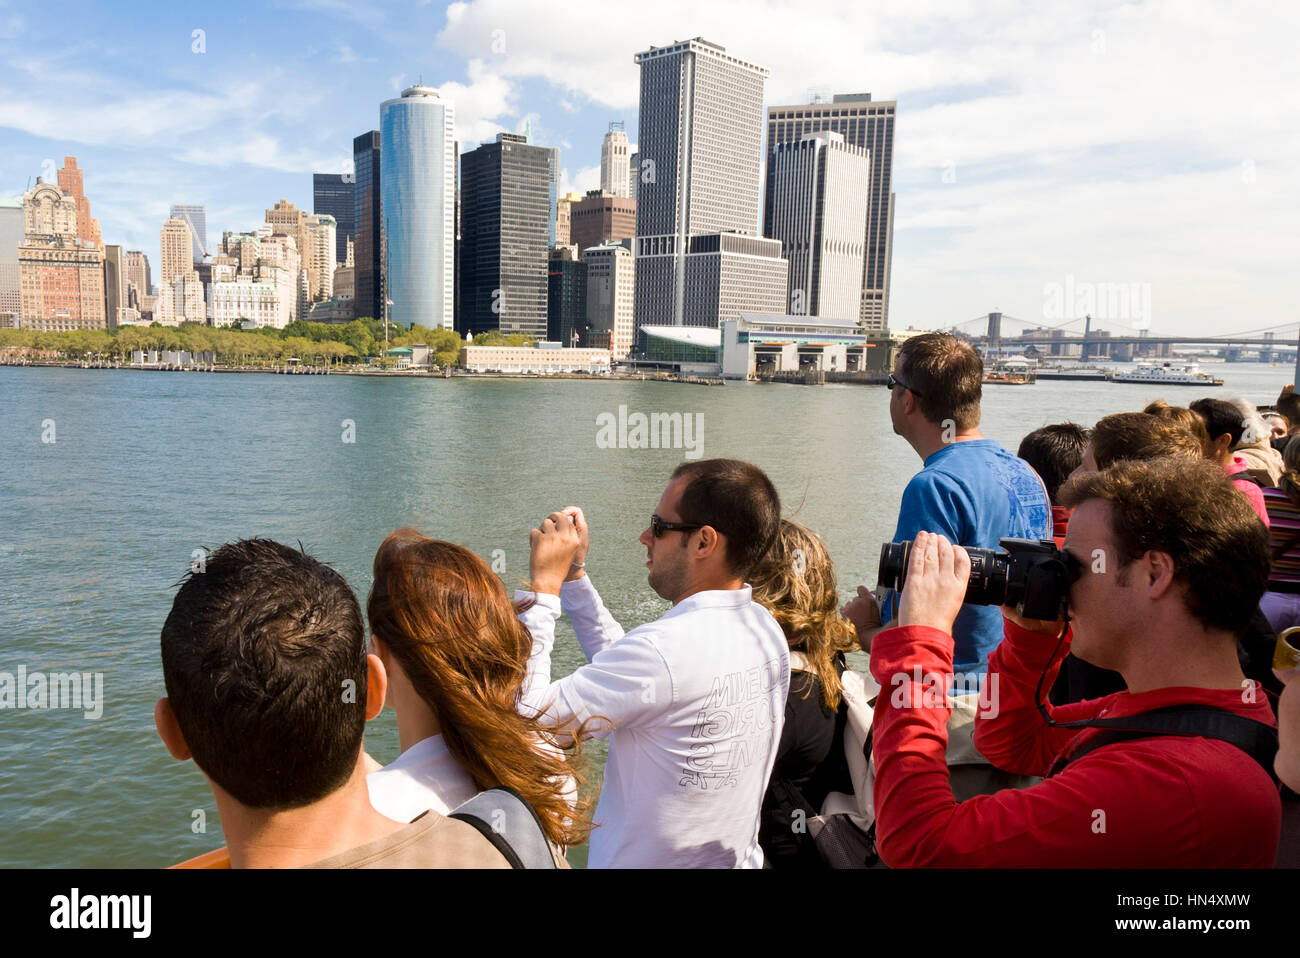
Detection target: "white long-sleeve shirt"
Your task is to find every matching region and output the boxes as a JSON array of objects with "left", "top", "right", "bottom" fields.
[{"left": 517, "top": 576, "right": 790, "bottom": 868}]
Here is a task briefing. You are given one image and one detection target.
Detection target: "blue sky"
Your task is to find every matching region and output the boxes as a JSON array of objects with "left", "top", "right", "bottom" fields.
[{"left": 2, "top": 0, "right": 1297, "bottom": 337}]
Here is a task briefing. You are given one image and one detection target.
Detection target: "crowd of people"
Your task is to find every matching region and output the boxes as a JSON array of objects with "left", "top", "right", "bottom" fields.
[{"left": 155, "top": 332, "right": 1300, "bottom": 868}]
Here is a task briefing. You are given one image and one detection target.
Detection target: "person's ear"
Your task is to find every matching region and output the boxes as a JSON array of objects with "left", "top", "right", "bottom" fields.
[
  {"left": 694, "top": 526, "right": 723, "bottom": 562},
  {"left": 1144, "top": 550, "right": 1176, "bottom": 598},
  {"left": 154, "top": 697, "right": 192, "bottom": 761},
  {"left": 365, "top": 653, "right": 387, "bottom": 721}
]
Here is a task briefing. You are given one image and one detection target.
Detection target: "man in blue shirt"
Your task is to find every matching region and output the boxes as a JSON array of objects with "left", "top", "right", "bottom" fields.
[{"left": 849, "top": 333, "right": 1052, "bottom": 676}]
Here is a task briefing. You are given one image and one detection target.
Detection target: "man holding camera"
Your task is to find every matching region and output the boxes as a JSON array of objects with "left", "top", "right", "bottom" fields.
[
  {"left": 853, "top": 332, "right": 1052, "bottom": 676},
  {"left": 868, "top": 458, "right": 1281, "bottom": 867},
  {"left": 519, "top": 458, "right": 790, "bottom": 868}
]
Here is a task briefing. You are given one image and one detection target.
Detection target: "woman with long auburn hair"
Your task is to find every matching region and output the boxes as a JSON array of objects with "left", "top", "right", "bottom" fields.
[
  {"left": 364, "top": 528, "right": 591, "bottom": 852},
  {"left": 748, "top": 519, "right": 859, "bottom": 868}
]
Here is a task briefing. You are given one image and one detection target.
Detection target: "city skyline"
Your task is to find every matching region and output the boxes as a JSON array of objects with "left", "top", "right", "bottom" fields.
[{"left": 0, "top": 1, "right": 1297, "bottom": 337}]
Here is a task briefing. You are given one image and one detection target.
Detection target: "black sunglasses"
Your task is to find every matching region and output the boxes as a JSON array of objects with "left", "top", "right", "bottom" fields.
[
  {"left": 887, "top": 373, "right": 923, "bottom": 397},
  {"left": 650, "top": 514, "right": 704, "bottom": 538}
]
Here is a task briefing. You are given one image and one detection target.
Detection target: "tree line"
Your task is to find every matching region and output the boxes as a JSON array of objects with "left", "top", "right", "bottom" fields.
[{"left": 0, "top": 318, "right": 534, "bottom": 368}]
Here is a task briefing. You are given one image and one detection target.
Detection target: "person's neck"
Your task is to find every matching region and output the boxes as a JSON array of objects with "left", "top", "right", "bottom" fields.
[
  {"left": 394, "top": 696, "right": 441, "bottom": 754},
  {"left": 671, "top": 575, "right": 745, "bottom": 606},
  {"left": 911, "top": 425, "right": 985, "bottom": 461},
  {"left": 216, "top": 757, "right": 406, "bottom": 868},
  {"left": 1118, "top": 623, "right": 1247, "bottom": 696}
]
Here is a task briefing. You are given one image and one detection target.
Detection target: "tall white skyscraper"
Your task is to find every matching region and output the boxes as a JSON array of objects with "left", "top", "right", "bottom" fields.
[
  {"left": 601, "top": 123, "right": 631, "bottom": 198},
  {"left": 764, "top": 131, "right": 870, "bottom": 320},
  {"left": 380, "top": 85, "right": 456, "bottom": 329},
  {"left": 633, "top": 37, "right": 785, "bottom": 331}
]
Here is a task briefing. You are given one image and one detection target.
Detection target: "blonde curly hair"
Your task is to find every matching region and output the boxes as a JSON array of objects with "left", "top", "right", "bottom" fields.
[{"left": 749, "top": 519, "right": 859, "bottom": 711}]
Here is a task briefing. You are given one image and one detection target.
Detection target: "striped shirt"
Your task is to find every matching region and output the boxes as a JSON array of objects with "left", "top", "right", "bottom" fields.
[{"left": 1263, "top": 486, "right": 1300, "bottom": 588}]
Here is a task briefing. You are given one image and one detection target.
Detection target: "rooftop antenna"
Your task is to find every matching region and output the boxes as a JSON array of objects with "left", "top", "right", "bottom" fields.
[{"left": 609, "top": 120, "right": 625, "bottom": 132}]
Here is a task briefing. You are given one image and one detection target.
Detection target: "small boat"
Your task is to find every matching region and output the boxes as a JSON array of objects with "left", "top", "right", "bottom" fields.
[
  {"left": 1109, "top": 361, "right": 1223, "bottom": 386},
  {"left": 982, "top": 359, "right": 1035, "bottom": 384}
]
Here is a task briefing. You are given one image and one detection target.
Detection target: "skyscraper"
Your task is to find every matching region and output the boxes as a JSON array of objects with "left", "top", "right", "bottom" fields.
[
  {"left": 459, "top": 132, "right": 551, "bottom": 338},
  {"left": 547, "top": 245, "right": 587, "bottom": 346},
  {"left": 352, "top": 130, "right": 383, "bottom": 322},
  {"left": 18, "top": 178, "right": 105, "bottom": 331},
  {"left": 583, "top": 240, "right": 635, "bottom": 358},
  {"left": 169, "top": 204, "right": 207, "bottom": 262},
  {"left": 159, "top": 218, "right": 194, "bottom": 286},
  {"left": 601, "top": 122, "right": 631, "bottom": 198},
  {"left": 380, "top": 85, "right": 455, "bottom": 329},
  {"left": 766, "top": 93, "right": 897, "bottom": 329},
  {"left": 123, "top": 250, "right": 152, "bottom": 306},
  {"left": 633, "top": 37, "right": 786, "bottom": 331},
  {"left": 570, "top": 190, "right": 637, "bottom": 253},
  {"left": 103, "top": 244, "right": 126, "bottom": 327},
  {"left": 57, "top": 157, "right": 102, "bottom": 248},
  {"left": 313, "top": 173, "right": 355, "bottom": 264},
  {"left": 0, "top": 201, "right": 21, "bottom": 321},
  {"left": 546, "top": 146, "right": 561, "bottom": 247},
  {"left": 764, "top": 131, "right": 870, "bottom": 319}
]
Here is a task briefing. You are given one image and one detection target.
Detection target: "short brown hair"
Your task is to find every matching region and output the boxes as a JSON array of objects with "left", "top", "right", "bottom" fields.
[
  {"left": 1058, "top": 459, "right": 1268, "bottom": 635},
  {"left": 1142, "top": 400, "right": 1210, "bottom": 454},
  {"left": 1090, "top": 412, "right": 1205, "bottom": 469},
  {"left": 896, "top": 332, "right": 983, "bottom": 431}
]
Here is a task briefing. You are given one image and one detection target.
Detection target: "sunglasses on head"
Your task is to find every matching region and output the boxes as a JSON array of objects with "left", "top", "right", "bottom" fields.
[{"left": 650, "top": 514, "right": 704, "bottom": 538}]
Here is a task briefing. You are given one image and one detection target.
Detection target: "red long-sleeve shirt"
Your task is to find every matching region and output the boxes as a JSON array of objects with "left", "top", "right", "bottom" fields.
[{"left": 868, "top": 619, "right": 1281, "bottom": 868}]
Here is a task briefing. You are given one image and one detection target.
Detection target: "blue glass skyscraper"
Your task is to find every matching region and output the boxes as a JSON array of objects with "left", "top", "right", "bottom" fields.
[{"left": 380, "top": 85, "right": 455, "bottom": 329}]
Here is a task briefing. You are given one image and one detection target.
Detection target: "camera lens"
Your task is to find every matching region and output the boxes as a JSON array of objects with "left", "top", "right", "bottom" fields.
[{"left": 877, "top": 540, "right": 1010, "bottom": 606}]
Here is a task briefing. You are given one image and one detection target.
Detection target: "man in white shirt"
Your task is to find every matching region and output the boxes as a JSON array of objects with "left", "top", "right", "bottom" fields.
[{"left": 520, "top": 459, "right": 790, "bottom": 868}]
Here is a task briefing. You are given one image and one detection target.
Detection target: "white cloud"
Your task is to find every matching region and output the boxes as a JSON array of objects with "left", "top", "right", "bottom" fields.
[{"left": 434, "top": 0, "right": 1300, "bottom": 334}]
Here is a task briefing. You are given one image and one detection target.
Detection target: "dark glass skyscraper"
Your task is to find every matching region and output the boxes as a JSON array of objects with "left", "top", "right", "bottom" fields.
[
  {"left": 547, "top": 246, "right": 587, "bottom": 345},
  {"left": 459, "top": 133, "right": 551, "bottom": 338},
  {"left": 313, "top": 173, "right": 355, "bottom": 264},
  {"left": 352, "top": 130, "right": 383, "bottom": 322}
]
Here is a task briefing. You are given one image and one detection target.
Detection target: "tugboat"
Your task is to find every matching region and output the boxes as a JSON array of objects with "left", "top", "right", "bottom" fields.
[
  {"left": 982, "top": 358, "right": 1035, "bottom": 385},
  {"left": 1110, "top": 361, "right": 1223, "bottom": 387}
]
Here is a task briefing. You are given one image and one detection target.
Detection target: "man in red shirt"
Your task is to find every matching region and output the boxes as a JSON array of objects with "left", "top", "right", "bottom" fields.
[{"left": 869, "top": 458, "right": 1281, "bottom": 867}]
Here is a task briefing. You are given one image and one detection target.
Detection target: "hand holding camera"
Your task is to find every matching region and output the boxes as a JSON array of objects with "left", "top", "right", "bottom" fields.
[
  {"left": 529, "top": 511, "right": 583, "bottom": 596},
  {"left": 894, "top": 532, "right": 971, "bottom": 634}
]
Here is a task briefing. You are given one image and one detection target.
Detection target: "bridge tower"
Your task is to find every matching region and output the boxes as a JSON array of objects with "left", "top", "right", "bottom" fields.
[
  {"left": 986, "top": 312, "right": 1002, "bottom": 357},
  {"left": 1262, "top": 330, "right": 1274, "bottom": 364},
  {"left": 1080, "top": 314, "right": 1092, "bottom": 361}
]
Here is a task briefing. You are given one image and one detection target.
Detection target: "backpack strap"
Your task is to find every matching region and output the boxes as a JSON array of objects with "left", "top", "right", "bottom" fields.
[
  {"left": 449, "top": 787, "right": 558, "bottom": 869},
  {"left": 1047, "top": 705, "right": 1279, "bottom": 781}
]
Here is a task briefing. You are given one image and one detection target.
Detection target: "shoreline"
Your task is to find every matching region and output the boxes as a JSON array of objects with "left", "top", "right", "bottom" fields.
[{"left": 0, "top": 360, "right": 728, "bottom": 385}]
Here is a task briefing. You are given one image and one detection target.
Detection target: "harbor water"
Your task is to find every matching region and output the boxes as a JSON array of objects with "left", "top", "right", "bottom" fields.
[{"left": 0, "top": 362, "right": 1292, "bottom": 867}]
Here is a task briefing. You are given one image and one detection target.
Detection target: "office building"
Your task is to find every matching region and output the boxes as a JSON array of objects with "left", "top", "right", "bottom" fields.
[
  {"left": 546, "top": 146, "right": 560, "bottom": 247},
  {"left": 570, "top": 190, "right": 637, "bottom": 253},
  {"left": 601, "top": 122, "right": 632, "bottom": 197},
  {"left": 160, "top": 218, "right": 194, "bottom": 286},
  {"left": 307, "top": 214, "right": 336, "bottom": 301},
  {"left": 124, "top": 250, "right": 152, "bottom": 308},
  {"left": 582, "top": 240, "right": 635, "bottom": 359},
  {"left": 767, "top": 93, "right": 897, "bottom": 329},
  {"left": 459, "top": 132, "right": 551, "bottom": 338},
  {"left": 169, "top": 204, "right": 207, "bottom": 262},
  {"left": 633, "top": 38, "right": 777, "bottom": 333},
  {"left": 18, "top": 178, "right": 105, "bottom": 331},
  {"left": 630, "top": 150, "right": 640, "bottom": 200},
  {"left": 312, "top": 173, "right": 355, "bottom": 263},
  {"left": 352, "top": 130, "right": 383, "bottom": 321},
  {"left": 0, "top": 201, "right": 21, "bottom": 319},
  {"left": 556, "top": 190, "right": 582, "bottom": 247},
  {"left": 764, "top": 130, "right": 870, "bottom": 319},
  {"left": 57, "top": 157, "right": 102, "bottom": 248},
  {"left": 103, "top": 244, "right": 126, "bottom": 327},
  {"left": 547, "top": 245, "right": 586, "bottom": 346},
  {"left": 380, "top": 85, "right": 455, "bottom": 329}
]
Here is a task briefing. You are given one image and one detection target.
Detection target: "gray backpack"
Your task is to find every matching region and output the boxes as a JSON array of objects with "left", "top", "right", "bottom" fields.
[{"left": 449, "top": 787, "right": 558, "bottom": 869}]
